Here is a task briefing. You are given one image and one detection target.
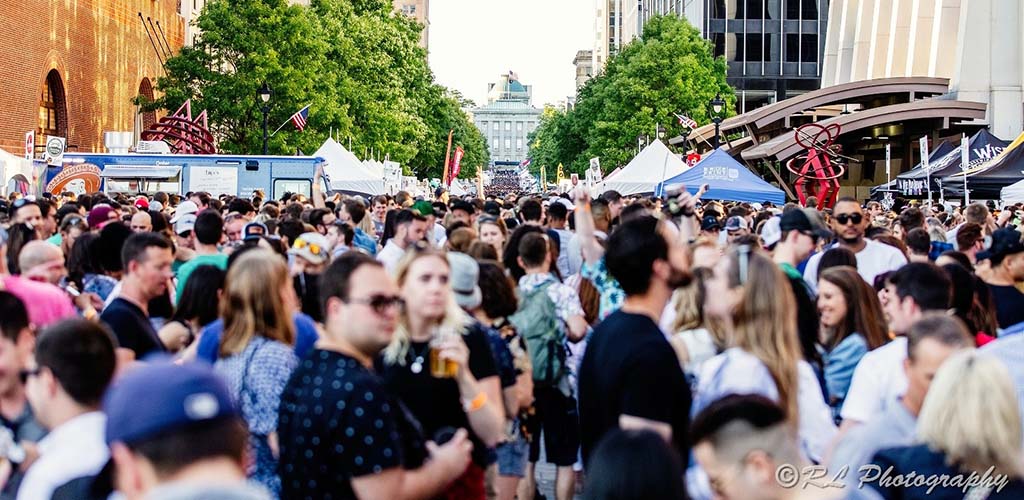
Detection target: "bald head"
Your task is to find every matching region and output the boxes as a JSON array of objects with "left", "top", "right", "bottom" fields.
[
  {"left": 18, "top": 241, "right": 66, "bottom": 285},
  {"left": 130, "top": 212, "right": 153, "bottom": 233}
]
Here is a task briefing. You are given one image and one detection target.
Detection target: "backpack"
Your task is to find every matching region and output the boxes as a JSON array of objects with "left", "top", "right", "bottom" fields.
[{"left": 509, "top": 282, "right": 567, "bottom": 387}]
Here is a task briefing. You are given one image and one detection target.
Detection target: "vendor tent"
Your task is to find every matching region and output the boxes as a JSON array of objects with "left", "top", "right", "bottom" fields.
[
  {"left": 0, "top": 148, "right": 35, "bottom": 196},
  {"left": 661, "top": 148, "right": 785, "bottom": 204},
  {"left": 315, "top": 138, "right": 384, "bottom": 195},
  {"left": 943, "top": 130, "right": 1024, "bottom": 199},
  {"left": 878, "top": 139, "right": 955, "bottom": 197},
  {"left": 600, "top": 140, "right": 689, "bottom": 195},
  {"left": 1001, "top": 179, "right": 1024, "bottom": 203}
]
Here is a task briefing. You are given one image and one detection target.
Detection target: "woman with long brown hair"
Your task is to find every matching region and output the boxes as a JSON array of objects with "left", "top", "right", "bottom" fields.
[
  {"left": 377, "top": 247, "right": 504, "bottom": 499},
  {"left": 817, "top": 266, "right": 889, "bottom": 419},
  {"left": 213, "top": 249, "right": 298, "bottom": 496},
  {"left": 696, "top": 246, "right": 835, "bottom": 462}
]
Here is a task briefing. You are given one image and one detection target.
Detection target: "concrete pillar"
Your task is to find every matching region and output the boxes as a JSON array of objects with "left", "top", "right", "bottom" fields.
[
  {"left": 932, "top": 0, "right": 961, "bottom": 78},
  {"left": 889, "top": 0, "right": 915, "bottom": 77},
  {"left": 910, "top": 0, "right": 937, "bottom": 76},
  {"left": 850, "top": 0, "right": 872, "bottom": 81},
  {"left": 821, "top": 0, "right": 845, "bottom": 86},
  {"left": 867, "top": 0, "right": 893, "bottom": 80},
  {"left": 836, "top": 0, "right": 861, "bottom": 84},
  {"left": 950, "top": 0, "right": 1024, "bottom": 139}
]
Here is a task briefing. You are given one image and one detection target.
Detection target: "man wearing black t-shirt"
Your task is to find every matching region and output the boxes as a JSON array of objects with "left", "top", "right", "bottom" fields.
[
  {"left": 578, "top": 213, "right": 693, "bottom": 470},
  {"left": 979, "top": 228, "right": 1024, "bottom": 330},
  {"left": 99, "top": 232, "right": 173, "bottom": 359},
  {"left": 278, "top": 252, "right": 472, "bottom": 499}
]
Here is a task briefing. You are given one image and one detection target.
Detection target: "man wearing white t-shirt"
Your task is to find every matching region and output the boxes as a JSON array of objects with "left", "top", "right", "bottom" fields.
[
  {"left": 836, "top": 263, "right": 952, "bottom": 435},
  {"left": 803, "top": 198, "right": 906, "bottom": 291}
]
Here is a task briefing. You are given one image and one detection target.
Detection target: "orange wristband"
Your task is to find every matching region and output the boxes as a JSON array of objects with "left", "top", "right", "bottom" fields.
[{"left": 463, "top": 392, "right": 488, "bottom": 413}]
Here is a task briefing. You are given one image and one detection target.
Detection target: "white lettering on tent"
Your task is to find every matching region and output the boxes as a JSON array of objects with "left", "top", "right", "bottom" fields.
[{"left": 704, "top": 166, "right": 740, "bottom": 181}]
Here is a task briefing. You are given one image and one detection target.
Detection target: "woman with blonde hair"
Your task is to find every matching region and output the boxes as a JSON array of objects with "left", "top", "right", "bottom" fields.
[
  {"left": 866, "top": 351, "right": 1024, "bottom": 498},
  {"left": 695, "top": 246, "right": 835, "bottom": 462},
  {"left": 477, "top": 215, "right": 508, "bottom": 255},
  {"left": 669, "top": 266, "right": 725, "bottom": 379},
  {"left": 213, "top": 249, "right": 299, "bottom": 496},
  {"left": 377, "top": 247, "right": 505, "bottom": 499}
]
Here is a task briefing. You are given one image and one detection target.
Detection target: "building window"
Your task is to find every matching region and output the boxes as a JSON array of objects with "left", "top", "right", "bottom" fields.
[
  {"left": 402, "top": 4, "right": 416, "bottom": 15},
  {"left": 516, "top": 139, "right": 523, "bottom": 150},
  {"left": 505, "top": 121, "right": 511, "bottom": 131},
  {"left": 516, "top": 122, "right": 523, "bottom": 132},
  {"left": 504, "top": 139, "right": 511, "bottom": 149},
  {"left": 38, "top": 70, "right": 67, "bottom": 139},
  {"left": 493, "top": 122, "right": 499, "bottom": 131},
  {"left": 138, "top": 78, "right": 156, "bottom": 130},
  {"left": 785, "top": 34, "right": 818, "bottom": 63},
  {"left": 493, "top": 138, "right": 499, "bottom": 150},
  {"left": 480, "top": 121, "right": 487, "bottom": 130}
]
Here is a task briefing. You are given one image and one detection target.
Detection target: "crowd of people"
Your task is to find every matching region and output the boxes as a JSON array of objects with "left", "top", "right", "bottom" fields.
[
  {"left": 486, "top": 170, "right": 529, "bottom": 200},
  {"left": 1, "top": 178, "right": 1024, "bottom": 499}
]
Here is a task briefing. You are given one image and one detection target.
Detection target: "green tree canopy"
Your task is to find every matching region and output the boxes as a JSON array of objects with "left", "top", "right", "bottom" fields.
[
  {"left": 529, "top": 15, "right": 733, "bottom": 177},
  {"left": 146, "top": 0, "right": 487, "bottom": 179}
]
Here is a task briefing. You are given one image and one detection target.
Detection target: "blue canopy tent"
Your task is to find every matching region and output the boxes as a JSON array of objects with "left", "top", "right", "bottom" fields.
[{"left": 661, "top": 149, "right": 785, "bottom": 204}]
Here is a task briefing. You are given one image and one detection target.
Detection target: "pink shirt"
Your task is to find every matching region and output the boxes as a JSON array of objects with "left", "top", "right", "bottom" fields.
[{"left": 2, "top": 276, "right": 76, "bottom": 327}]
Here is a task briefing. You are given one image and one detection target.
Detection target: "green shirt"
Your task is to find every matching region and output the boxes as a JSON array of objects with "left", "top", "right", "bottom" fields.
[
  {"left": 46, "top": 233, "right": 62, "bottom": 246},
  {"left": 175, "top": 253, "right": 228, "bottom": 304}
]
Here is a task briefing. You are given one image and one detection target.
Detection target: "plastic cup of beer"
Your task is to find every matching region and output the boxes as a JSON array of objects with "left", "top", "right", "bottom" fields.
[{"left": 429, "top": 329, "right": 459, "bottom": 378}]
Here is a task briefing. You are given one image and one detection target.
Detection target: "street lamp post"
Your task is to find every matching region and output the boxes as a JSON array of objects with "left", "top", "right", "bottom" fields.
[
  {"left": 710, "top": 93, "right": 725, "bottom": 150},
  {"left": 259, "top": 82, "right": 272, "bottom": 155}
]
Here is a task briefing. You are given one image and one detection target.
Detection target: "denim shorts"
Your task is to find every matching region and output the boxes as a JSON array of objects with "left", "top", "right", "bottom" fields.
[{"left": 495, "top": 434, "right": 529, "bottom": 477}]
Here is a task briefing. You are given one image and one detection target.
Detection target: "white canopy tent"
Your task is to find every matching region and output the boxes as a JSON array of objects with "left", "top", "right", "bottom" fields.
[
  {"left": 315, "top": 138, "right": 385, "bottom": 195},
  {"left": 1001, "top": 178, "right": 1024, "bottom": 204},
  {"left": 0, "top": 148, "right": 35, "bottom": 196},
  {"left": 599, "top": 140, "right": 690, "bottom": 195}
]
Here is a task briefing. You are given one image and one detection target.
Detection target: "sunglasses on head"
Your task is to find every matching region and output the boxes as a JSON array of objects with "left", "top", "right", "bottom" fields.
[
  {"left": 348, "top": 294, "right": 405, "bottom": 314},
  {"left": 835, "top": 213, "right": 863, "bottom": 225},
  {"left": 293, "top": 238, "right": 323, "bottom": 256}
]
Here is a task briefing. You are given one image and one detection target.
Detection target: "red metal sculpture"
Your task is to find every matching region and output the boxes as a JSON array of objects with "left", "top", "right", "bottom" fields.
[
  {"left": 786, "top": 123, "right": 846, "bottom": 210},
  {"left": 140, "top": 100, "right": 217, "bottom": 154}
]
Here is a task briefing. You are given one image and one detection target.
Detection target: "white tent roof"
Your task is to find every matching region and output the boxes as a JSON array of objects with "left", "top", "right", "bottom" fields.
[
  {"left": 0, "top": 148, "right": 35, "bottom": 196},
  {"left": 1001, "top": 178, "right": 1024, "bottom": 204},
  {"left": 600, "top": 140, "right": 690, "bottom": 195},
  {"left": 315, "top": 138, "right": 384, "bottom": 195},
  {"left": 449, "top": 179, "right": 468, "bottom": 196}
]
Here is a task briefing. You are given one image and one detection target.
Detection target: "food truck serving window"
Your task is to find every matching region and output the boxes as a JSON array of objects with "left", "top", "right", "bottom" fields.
[{"left": 274, "top": 179, "right": 311, "bottom": 200}]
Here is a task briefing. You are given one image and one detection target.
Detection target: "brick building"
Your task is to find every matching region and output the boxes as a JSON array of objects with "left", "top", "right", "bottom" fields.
[{"left": 0, "top": 0, "right": 184, "bottom": 156}]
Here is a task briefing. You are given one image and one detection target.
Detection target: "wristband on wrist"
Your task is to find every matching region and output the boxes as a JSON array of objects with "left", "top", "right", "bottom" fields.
[{"left": 463, "top": 392, "right": 487, "bottom": 413}]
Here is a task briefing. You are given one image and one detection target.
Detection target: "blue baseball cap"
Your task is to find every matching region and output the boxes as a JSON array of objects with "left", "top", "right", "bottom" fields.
[{"left": 103, "top": 360, "right": 238, "bottom": 446}]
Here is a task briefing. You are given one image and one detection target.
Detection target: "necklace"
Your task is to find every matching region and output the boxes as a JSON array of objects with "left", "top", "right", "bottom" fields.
[{"left": 409, "top": 342, "right": 430, "bottom": 374}]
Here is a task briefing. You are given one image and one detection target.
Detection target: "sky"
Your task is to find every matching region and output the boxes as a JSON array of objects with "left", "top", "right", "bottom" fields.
[{"left": 428, "top": 0, "right": 594, "bottom": 108}]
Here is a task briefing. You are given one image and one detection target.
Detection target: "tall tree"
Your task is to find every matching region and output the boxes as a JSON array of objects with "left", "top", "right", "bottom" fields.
[
  {"left": 146, "top": 0, "right": 487, "bottom": 177},
  {"left": 530, "top": 15, "right": 733, "bottom": 174}
]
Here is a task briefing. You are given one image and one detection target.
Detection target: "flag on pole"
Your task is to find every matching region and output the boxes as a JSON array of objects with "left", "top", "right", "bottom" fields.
[
  {"left": 289, "top": 105, "right": 310, "bottom": 131},
  {"left": 519, "top": 158, "right": 531, "bottom": 169},
  {"left": 451, "top": 146, "right": 465, "bottom": 181},
  {"left": 674, "top": 113, "right": 698, "bottom": 129}
]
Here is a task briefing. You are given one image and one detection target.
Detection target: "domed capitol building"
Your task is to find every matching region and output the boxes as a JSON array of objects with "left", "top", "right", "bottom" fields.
[{"left": 472, "top": 72, "right": 542, "bottom": 165}]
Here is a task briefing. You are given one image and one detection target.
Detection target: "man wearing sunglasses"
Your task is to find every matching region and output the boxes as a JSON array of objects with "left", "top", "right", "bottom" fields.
[
  {"left": 802, "top": 197, "right": 907, "bottom": 292},
  {"left": 279, "top": 252, "right": 472, "bottom": 499}
]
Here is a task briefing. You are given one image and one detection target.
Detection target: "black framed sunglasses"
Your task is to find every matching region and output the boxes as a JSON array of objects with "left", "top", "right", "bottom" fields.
[
  {"left": 348, "top": 294, "right": 405, "bottom": 314},
  {"left": 18, "top": 367, "right": 40, "bottom": 385},
  {"left": 834, "top": 213, "right": 863, "bottom": 225}
]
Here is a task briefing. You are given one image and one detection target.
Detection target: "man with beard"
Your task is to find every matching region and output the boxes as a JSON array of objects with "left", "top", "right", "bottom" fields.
[
  {"left": 99, "top": 232, "right": 174, "bottom": 359},
  {"left": 802, "top": 197, "right": 906, "bottom": 290},
  {"left": 578, "top": 210, "right": 694, "bottom": 470}
]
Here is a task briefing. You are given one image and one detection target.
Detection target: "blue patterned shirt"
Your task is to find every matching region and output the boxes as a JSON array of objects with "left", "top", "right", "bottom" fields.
[{"left": 581, "top": 259, "right": 624, "bottom": 320}]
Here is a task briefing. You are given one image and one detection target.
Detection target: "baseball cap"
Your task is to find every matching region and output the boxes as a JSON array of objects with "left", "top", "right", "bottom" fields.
[
  {"left": 760, "top": 216, "right": 783, "bottom": 247},
  {"left": 447, "top": 252, "right": 482, "bottom": 310},
  {"left": 170, "top": 200, "right": 199, "bottom": 223},
  {"left": 134, "top": 198, "right": 149, "bottom": 210},
  {"left": 483, "top": 201, "right": 502, "bottom": 217},
  {"left": 243, "top": 221, "right": 269, "bottom": 242},
  {"left": 288, "top": 232, "right": 332, "bottom": 265},
  {"left": 150, "top": 201, "right": 164, "bottom": 213},
  {"left": 450, "top": 199, "right": 475, "bottom": 215},
  {"left": 700, "top": 214, "right": 721, "bottom": 231},
  {"left": 174, "top": 213, "right": 197, "bottom": 235},
  {"left": 800, "top": 208, "right": 832, "bottom": 239},
  {"left": 978, "top": 228, "right": 1024, "bottom": 262},
  {"left": 104, "top": 360, "right": 238, "bottom": 446},
  {"left": 87, "top": 205, "right": 116, "bottom": 229},
  {"left": 411, "top": 200, "right": 435, "bottom": 218},
  {"left": 724, "top": 216, "right": 749, "bottom": 232}
]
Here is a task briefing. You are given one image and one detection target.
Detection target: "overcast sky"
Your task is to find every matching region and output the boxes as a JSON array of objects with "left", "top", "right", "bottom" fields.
[{"left": 428, "top": 0, "right": 594, "bottom": 108}]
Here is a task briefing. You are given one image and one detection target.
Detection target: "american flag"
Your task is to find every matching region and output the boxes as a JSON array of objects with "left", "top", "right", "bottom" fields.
[
  {"left": 519, "top": 158, "right": 531, "bottom": 169},
  {"left": 674, "top": 113, "right": 698, "bottom": 129},
  {"left": 290, "top": 105, "right": 310, "bottom": 131}
]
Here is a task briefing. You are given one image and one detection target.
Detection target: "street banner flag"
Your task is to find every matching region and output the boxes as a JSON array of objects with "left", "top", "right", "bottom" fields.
[
  {"left": 540, "top": 165, "right": 547, "bottom": 191},
  {"left": 451, "top": 146, "right": 465, "bottom": 181},
  {"left": 674, "top": 113, "right": 698, "bottom": 129},
  {"left": 520, "top": 158, "right": 531, "bottom": 169},
  {"left": 290, "top": 105, "right": 310, "bottom": 131},
  {"left": 556, "top": 164, "right": 564, "bottom": 185}
]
